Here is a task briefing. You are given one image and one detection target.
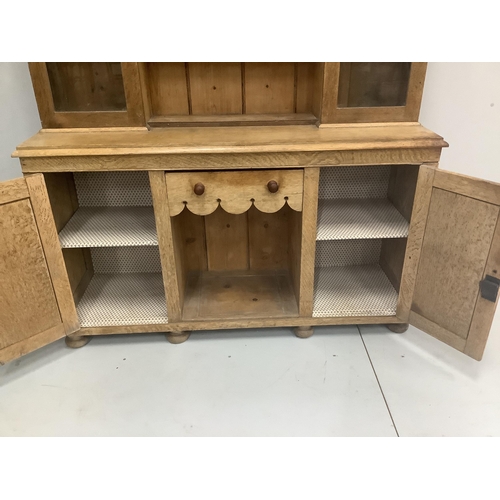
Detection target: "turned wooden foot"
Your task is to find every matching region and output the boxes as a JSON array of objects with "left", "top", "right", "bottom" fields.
[
  {"left": 165, "top": 331, "right": 190, "bottom": 344},
  {"left": 65, "top": 335, "right": 91, "bottom": 348},
  {"left": 386, "top": 323, "right": 409, "bottom": 334},
  {"left": 294, "top": 326, "right": 314, "bottom": 339}
]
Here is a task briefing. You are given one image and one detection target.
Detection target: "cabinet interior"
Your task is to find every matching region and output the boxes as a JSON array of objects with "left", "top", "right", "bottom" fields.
[
  {"left": 171, "top": 204, "right": 301, "bottom": 320},
  {"left": 44, "top": 171, "right": 167, "bottom": 327},
  {"left": 313, "top": 165, "right": 419, "bottom": 317}
]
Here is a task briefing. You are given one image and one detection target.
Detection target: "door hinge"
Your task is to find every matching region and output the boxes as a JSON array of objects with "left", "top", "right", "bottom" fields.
[{"left": 479, "top": 275, "right": 500, "bottom": 303}]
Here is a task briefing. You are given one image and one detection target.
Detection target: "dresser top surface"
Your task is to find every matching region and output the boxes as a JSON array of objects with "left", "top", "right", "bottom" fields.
[{"left": 14, "top": 123, "right": 447, "bottom": 158}]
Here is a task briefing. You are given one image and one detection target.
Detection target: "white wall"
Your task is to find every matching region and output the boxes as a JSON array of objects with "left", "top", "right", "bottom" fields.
[
  {"left": 420, "top": 62, "right": 500, "bottom": 183},
  {"left": 0, "top": 62, "right": 40, "bottom": 181}
]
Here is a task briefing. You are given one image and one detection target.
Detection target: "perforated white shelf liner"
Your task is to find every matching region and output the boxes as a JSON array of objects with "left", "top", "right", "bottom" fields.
[
  {"left": 312, "top": 265, "right": 398, "bottom": 318},
  {"left": 74, "top": 171, "right": 153, "bottom": 207},
  {"left": 77, "top": 273, "right": 168, "bottom": 327},
  {"left": 59, "top": 207, "right": 158, "bottom": 248},
  {"left": 315, "top": 239, "right": 381, "bottom": 267},
  {"left": 318, "top": 166, "right": 391, "bottom": 200},
  {"left": 91, "top": 246, "right": 162, "bottom": 274},
  {"left": 316, "top": 199, "right": 409, "bottom": 240}
]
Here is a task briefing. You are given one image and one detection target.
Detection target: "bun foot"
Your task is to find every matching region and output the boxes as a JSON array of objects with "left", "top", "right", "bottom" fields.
[
  {"left": 65, "top": 335, "right": 91, "bottom": 349},
  {"left": 294, "top": 326, "right": 314, "bottom": 339},
  {"left": 166, "top": 331, "right": 190, "bottom": 344},
  {"left": 386, "top": 323, "right": 409, "bottom": 334}
]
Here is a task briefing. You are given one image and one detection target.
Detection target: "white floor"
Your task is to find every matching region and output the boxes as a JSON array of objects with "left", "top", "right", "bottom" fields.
[{"left": 1, "top": 317, "right": 499, "bottom": 436}]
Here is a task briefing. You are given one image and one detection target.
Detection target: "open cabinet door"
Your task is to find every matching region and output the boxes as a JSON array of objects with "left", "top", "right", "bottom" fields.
[
  {"left": 410, "top": 168, "right": 500, "bottom": 361},
  {"left": 0, "top": 175, "right": 79, "bottom": 364}
]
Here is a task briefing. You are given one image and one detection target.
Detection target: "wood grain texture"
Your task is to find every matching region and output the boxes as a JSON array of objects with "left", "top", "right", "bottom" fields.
[
  {"left": 0, "top": 177, "right": 29, "bottom": 205},
  {"left": 296, "top": 63, "right": 316, "bottom": 113},
  {"left": 173, "top": 208, "right": 207, "bottom": 272},
  {"left": 322, "top": 63, "right": 427, "bottom": 124},
  {"left": 0, "top": 324, "right": 66, "bottom": 366},
  {"left": 0, "top": 199, "right": 62, "bottom": 351},
  {"left": 25, "top": 174, "right": 79, "bottom": 333},
  {"left": 464, "top": 216, "right": 500, "bottom": 360},
  {"left": 28, "top": 62, "right": 57, "bottom": 128},
  {"left": 434, "top": 169, "right": 500, "bottom": 205},
  {"left": 409, "top": 311, "right": 467, "bottom": 351},
  {"left": 298, "top": 168, "right": 320, "bottom": 315},
  {"left": 396, "top": 164, "right": 436, "bottom": 320},
  {"left": 388, "top": 165, "right": 420, "bottom": 222},
  {"left": 380, "top": 238, "right": 407, "bottom": 292},
  {"left": 15, "top": 123, "right": 447, "bottom": 157},
  {"left": 78, "top": 314, "right": 402, "bottom": 336},
  {"left": 248, "top": 205, "right": 289, "bottom": 270},
  {"left": 149, "top": 171, "right": 182, "bottom": 320},
  {"left": 63, "top": 248, "right": 89, "bottom": 294},
  {"left": 165, "top": 169, "right": 303, "bottom": 216},
  {"left": 244, "top": 63, "right": 296, "bottom": 114},
  {"left": 148, "top": 113, "right": 317, "bottom": 127},
  {"left": 20, "top": 149, "right": 443, "bottom": 173},
  {"left": 412, "top": 188, "right": 498, "bottom": 339},
  {"left": 188, "top": 63, "right": 242, "bottom": 115},
  {"left": 205, "top": 208, "right": 249, "bottom": 271},
  {"left": 288, "top": 207, "right": 302, "bottom": 308},
  {"left": 43, "top": 172, "right": 78, "bottom": 231},
  {"left": 146, "top": 63, "right": 189, "bottom": 116},
  {"left": 182, "top": 270, "right": 299, "bottom": 321}
]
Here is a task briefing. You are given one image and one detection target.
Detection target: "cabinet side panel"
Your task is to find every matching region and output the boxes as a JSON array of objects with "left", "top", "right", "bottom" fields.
[
  {"left": 388, "top": 165, "right": 420, "bottom": 222},
  {"left": 299, "top": 168, "right": 320, "bottom": 316}
]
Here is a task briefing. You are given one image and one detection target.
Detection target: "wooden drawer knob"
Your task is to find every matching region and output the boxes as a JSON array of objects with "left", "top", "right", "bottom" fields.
[
  {"left": 193, "top": 182, "right": 205, "bottom": 196},
  {"left": 267, "top": 180, "right": 279, "bottom": 193}
]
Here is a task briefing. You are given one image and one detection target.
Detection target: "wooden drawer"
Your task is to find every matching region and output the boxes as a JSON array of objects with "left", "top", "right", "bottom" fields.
[{"left": 165, "top": 169, "right": 304, "bottom": 216}]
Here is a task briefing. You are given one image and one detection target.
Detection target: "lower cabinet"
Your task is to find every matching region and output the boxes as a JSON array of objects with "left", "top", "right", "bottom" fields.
[{"left": 1, "top": 164, "right": 500, "bottom": 364}]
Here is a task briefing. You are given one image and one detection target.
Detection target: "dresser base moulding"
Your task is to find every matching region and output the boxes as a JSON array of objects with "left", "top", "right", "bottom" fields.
[{"left": 74, "top": 315, "right": 403, "bottom": 337}]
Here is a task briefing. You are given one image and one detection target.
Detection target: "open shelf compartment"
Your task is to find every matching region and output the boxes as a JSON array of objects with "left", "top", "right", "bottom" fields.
[
  {"left": 316, "top": 165, "right": 415, "bottom": 241},
  {"left": 171, "top": 204, "right": 301, "bottom": 321},
  {"left": 44, "top": 171, "right": 169, "bottom": 328}
]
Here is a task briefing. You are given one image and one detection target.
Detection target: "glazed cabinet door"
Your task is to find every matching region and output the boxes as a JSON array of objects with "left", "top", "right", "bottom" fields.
[
  {"left": 0, "top": 175, "right": 79, "bottom": 364},
  {"left": 408, "top": 168, "right": 500, "bottom": 360}
]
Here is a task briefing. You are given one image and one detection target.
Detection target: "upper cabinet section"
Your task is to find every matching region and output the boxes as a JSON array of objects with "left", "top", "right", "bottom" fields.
[
  {"left": 29, "top": 62, "right": 147, "bottom": 128},
  {"left": 29, "top": 62, "right": 427, "bottom": 129}
]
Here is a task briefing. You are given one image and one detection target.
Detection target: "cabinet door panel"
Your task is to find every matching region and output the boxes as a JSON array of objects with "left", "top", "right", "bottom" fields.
[
  {"left": 410, "top": 169, "right": 500, "bottom": 360},
  {"left": 0, "top": 176, "right": 78, "bottom": 364}
]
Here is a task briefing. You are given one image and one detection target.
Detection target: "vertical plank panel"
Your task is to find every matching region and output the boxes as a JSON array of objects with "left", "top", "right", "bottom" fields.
[
  {"left": 148, "top": 63, "right": 189, "bottom": 116},
  {"left": 189, "top": 63, "right": 242, "bottom": 115},
  {"left": 205, "top": 207, "right": 249, "bottom": 271},
  {"left": 388, "top": 165, "right": 420, "bottom": 222},
  {"left": 248, "top": 205, "right": 289, "bottom": 270},
  {"left": 175, "top": 208, "right": 208, "bottom": 272},
  {"left": 298, "top": 168, "right": 320, "bottom": 316},
  {"left": 245, "top": 63, "right": 295, "bottom": 114},
  {"left": 296, "top": 62, "right": 316, "bottom": 113},
  {"left": 288, "top": 208, "right": 302, "bottom": 306}
]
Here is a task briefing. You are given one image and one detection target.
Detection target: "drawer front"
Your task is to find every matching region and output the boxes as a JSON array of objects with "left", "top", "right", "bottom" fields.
[{"left": 165, "top": 169, "right": 304, "bottom": 216}]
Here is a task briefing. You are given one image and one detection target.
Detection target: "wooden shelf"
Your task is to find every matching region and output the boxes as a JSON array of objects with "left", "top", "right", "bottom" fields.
[
  {"left": 313, "top": 265, "right": 398, "bottom": 318},
  {"left": 58, "top": 207, "right": 158, "bottom": 248},
  {"left": 182, "top": 270, "right": 299, "bottom": 321},
  {"left": 316, "top": 199, "right": 409, "bottom": 240},
  {"left": 77, "top": 273, "right": 168, "bottom": 327},
  {"left": 148, "top": 113, "right": 318, "bottom": 128}
]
